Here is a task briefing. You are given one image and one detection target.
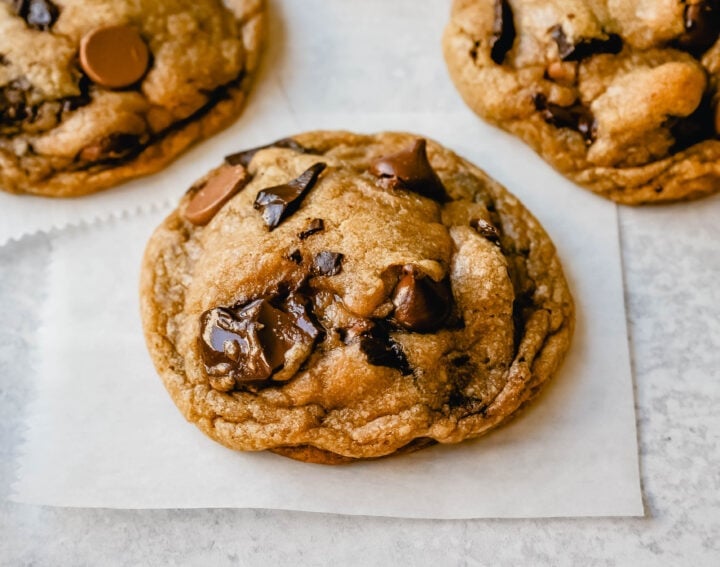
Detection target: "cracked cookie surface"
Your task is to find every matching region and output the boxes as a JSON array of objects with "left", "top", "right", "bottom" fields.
[
  {"left": 443, "top": 0, "right": 720, "bottom": 204},
  {"left": 140, "top": 131, "right": 574, "bottom": 463},
  {"left": 0, "top": 0, "right": 264, "bottom": 197}
]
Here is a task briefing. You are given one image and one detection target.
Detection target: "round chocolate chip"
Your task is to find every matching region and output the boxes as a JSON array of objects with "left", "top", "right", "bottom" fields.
[
  {"left": 391, "top": 266, "right": 451, "bottom": 333},
  {"left": 80, "top": 25, "right": 150, "bottom": 89}
]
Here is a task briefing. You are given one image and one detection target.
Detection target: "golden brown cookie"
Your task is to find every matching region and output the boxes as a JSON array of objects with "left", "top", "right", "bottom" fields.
[
  {"left": 0, "top": 0, "right": 265, "bottom": 197},
  {"left": 443, "top": 0, "right": 720, "bottom": 204},
  {"left": 140, "top": 131, "right": 574, "bottom": 463}
]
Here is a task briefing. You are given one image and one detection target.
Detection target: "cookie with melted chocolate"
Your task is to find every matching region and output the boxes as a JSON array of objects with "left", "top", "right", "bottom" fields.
[
  {"left": 140, "top": 131, "right": 574, "bottom": 463},
  {"left": 443, "top": 0, "right": 720, "bottom": 204},
  {"left": 0, "top": 0, "right": 265, "bottom": 197}
]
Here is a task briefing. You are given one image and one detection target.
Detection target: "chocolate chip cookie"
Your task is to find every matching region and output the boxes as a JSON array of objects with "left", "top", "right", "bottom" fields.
[
  {"left": 140, "top": 131, "right": 574, "bottom": 463},
  {"left": 0, "top": 0, "right": 264, "bottom": 197},
  {"left": 443, "top": 0, "right": 720, "bottom": 204}
]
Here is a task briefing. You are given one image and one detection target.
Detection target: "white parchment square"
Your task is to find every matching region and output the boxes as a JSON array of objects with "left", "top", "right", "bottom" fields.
[{"left": 10, "top": 111, "right": 643, "bottom": 518}]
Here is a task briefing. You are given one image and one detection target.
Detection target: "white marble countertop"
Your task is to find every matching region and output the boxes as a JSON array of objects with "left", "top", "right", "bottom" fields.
[{"left": 1, "top": 196, "right": 719, "bottom": 566}]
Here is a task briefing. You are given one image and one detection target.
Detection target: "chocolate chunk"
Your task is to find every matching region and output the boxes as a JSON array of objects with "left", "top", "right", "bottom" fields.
[
  {"left": 312, "top": 251, "right": 344, "bottom": 276},
  {"left": 391, "top": 266, "right": 451, "bottom": 333},
  {"left": 549, "top": 25, "right": 622, "bottom": 61},
  {"left": 254, "top": 162, "right": 327, "bottom": 230},
  {"left": 490, "top": 0, "right": 516, "bottom": 64},
  {"left": 669, "top": 95, "right": 716, "bottom": 153},
  {"left": 61, "top": 76, "right": 92, "bottom": 113},
  {"left": 298, "top": 218, "right": 325, "bottom": 240},
  {"left": 80, "top": 25, "right": 150, "bottom": 89},
  {"left": 13, "top": 0, "right": 59, "bottom": 31},
  {"left": 78, "top": 133, "right": 141, "bottom": 162},
  {"left": 470, "top": 218, "right": 501, "bottom": 245},
  {"left": 200, "top": 296, "right": 319, "bottom": 387},
  {"left": 286, "top": 249, "right": 303, "bottom": 264},
  {"left": 284, "top": 292, "right": 321, "bottom": 340},
  {"left": 676, "top": 0, "right": 720, "bottom": 55},
  {"left": 184, "top": 164, "right": 250, "bottom": 226},
  {"left": 225, "top": 138, "right": 310, "bottom": 167},
  {"left": 358, "top": 322, "right": 412, "bottom": 376},
  {"left": 533, "top": 93, "right": 596, "bottom": 144},
  {"left": 369, "top": 139, "right": 448, "bottom": 202}
]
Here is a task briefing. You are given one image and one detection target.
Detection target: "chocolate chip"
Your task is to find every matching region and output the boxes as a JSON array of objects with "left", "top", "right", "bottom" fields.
[
  {"left": 533, "top": 93, "right": 596, "bottom": 144},
  {"left": 490, "top": 0, "right": 516, "bottom": 64},
  {"left": 298, "top": 218, "right": 325, "bottom": 240},
  {"left": 676, "top": 0, "right": 720, "bottom": 55},
  {"left": 199, "top": 296, "right": 319, "bottom": 387},
  {"left": 470, "top": 218, "right": 501, "bottom": 245},
  {"left": 357, "top": 322, "right": 412, "bottom": 376},
  {"left": 391, "top": 266, "right": 451, "bottom": 333},
  {"left": 78, "top": 133, "right": 141, "bottom": 162},
  {"left": 254, "top": 163, "right": 327, "bottom": 230},
  {"left": 369, "top": 139, "right": 448, "bottom": 202},
  {"left": 184, "top": 164, "right": 250, "bottom": 226},
  {"left": 80, "top": 25, "right": 150, "bottom": 89},
  {"left": 225, "top": 138, "right": 310, "bottom": 167},
  {"left": 312, "top": 251, "right": 343, "bottom": 276},
  {"left": 549, "top": 25, "right": 622, "bottom": 61},
  {"left": 13, "top": 0, "right": 59, "bottom": 31}
]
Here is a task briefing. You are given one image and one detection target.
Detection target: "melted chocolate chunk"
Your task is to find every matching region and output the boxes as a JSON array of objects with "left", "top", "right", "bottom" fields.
[
  {"left": 284, "top": 292, "right": 322, "bottom": 341},
  {"left": 676, "top": 0, "right": 720, "bottom": 55},
  {"left": 254, "top": 162, "right": 327, "bottom": 230},
  {"left": 669, "top": 95, "right": 717, "bottom": 153},
  {"left": 533, "top": 93, "right": 596, "bottom": 144},
  {"left": 549, "top": 25, "right": 622, "bottom": 61},
  {"left": 470, "top": 218, "right": 501, "bottom": 245},
  {"left": 369, "top": 139, "right": 448, "bottom": 202},
  {"left": 13, "top": 0, "right": 59, "bottom": 31},
  {"left": 298, "top": 218, "right": 325, "bottom": 240},
  {"left": 225, "top": 138, "right": 310, "bottom": 167},
  {"left": 490, "top": 0, "right": 516, "bottom": 65},
  {"left": 78, "top": 133, "right": 141, "bottom": 162},
  {"left": 200, "top": 295, "right": 320, "bottom": 388},
  {"left": 391, "top": 266, "right": 451, "bottom": 333},
  {"left": 358, "top": 322, "right": 412, "bottom": 376},
  {"left": 312, "top": 251, "right": 343, "bottom": 276}
]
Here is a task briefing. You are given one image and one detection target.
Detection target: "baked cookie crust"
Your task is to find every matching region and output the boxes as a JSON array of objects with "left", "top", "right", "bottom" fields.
[
  {"left": 443, "top": 0, "right": 720, "bottom": 204},
  {"left": 0, "top": 0, "right": 265, "bottom": 197},
  {"left": 140, "top": 131, "right": 574, "bottom": 463}
]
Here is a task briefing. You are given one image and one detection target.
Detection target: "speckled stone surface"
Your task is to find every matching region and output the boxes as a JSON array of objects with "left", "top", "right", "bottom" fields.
[{"left": 1, "top": 195, "right": 718, "bottom": 565}]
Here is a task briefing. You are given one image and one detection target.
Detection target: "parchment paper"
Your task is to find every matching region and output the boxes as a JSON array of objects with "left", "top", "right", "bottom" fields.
[
  {"left": 9, "top": 0, "right": 642, "bottom": 518},
  {"left": 10, "top": 108, "right": 643, "bottom": 517}
]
